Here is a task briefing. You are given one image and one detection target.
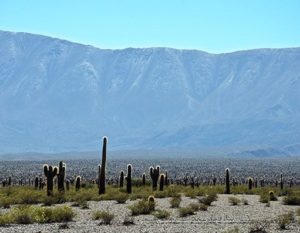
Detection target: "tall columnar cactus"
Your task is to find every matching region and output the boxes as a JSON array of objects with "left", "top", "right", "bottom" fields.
[
  {"left": 150, "top": 165, "right": 160, "bottom": 191},
  {"left": 142, "top": 173, "right": 146, "bottom": 186},
  {"left": 119, "top": 170, "right": 124, "bottom": 188},
  {"left": 248, "top": 177, "right": 253, "bottom": 190},
  {"left": 34, "top": 176, "right": 39, "bottom": 189},
  {"left": 57, "top": 161, "right": 66, "bottom": 192},
  {"left": 99, "top": 136, "right": 107, "bottom": 195},
  {"left": 43, "top": 164, "right": 58, "bottom": 196},
  {"left": 280, "top": 174, "right": 283, "bottom": 190},
  {"left": 159, "top": 174, "right": 165, "bottom": 191},
  {"left": 225, "top": 168, "right": 230, "bottom": 194},
  {"left": 75, "top": 176, "right": 81, "bottom": 191},
  {"left": 126, "top": 164, "right": 132, "bottom": 194},
  {"left": 8, "top": 177, "right": 11, "bottom": 186}
]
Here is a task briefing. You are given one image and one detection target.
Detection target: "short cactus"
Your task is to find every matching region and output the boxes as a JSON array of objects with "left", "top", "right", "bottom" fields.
[
  {"left": 148, "top": 195, "right": 155, "bottom": 211},
  {"left": 57, "top": 161, "right": 66, "bottom": 192},
  {"left": 225, "top": 168, "right": 230, "bottom": 194},
  {"left": 43, "top": 164, "right": 58, "bottom": 196},
  {"left": 75, "top": 176, "right": 81, "bottom": 191},
  {"left": 280, "top": 174, "right": 283, "bottom": 190},
  {"left": 126, "top": 164, "right": 132, "bottom": 194},
  {"left": 159, "top": 174, "right": 165, "bottom": 191},
  {"left": 150, "top": 165, "right": 160, "bottom": 191},
  {"left": 119, "top": 170, "right": 124, "bottom": 188},
  {"left": 248, "top": 177, "right": 253, "bottom": 190},
  {"left": 142, "top": 173, "right": 146, "bottom": 186},
  {"left": 99, "top": 136, "right": 107, "bottom": 195},
  {"left": 34, "top": 176, "right": 39, "bottom": 189},
  {"left": 66, "top": 179, "right": 70, "bottom": 191}
]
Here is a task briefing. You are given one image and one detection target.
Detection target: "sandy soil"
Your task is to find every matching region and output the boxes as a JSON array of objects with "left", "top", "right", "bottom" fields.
[{"left": 0, "top": 194, "right": 299, "bottom": 233}]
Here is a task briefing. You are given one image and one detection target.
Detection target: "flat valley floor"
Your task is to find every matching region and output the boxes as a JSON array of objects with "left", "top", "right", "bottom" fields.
[{"left": 0, "top": 194, "right": 299, "bottom": 233}]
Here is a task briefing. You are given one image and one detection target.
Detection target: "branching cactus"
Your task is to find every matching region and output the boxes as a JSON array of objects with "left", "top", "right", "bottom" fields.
[
  {"left": 99, "top": 136, "right": 107, "bottom": 195},
  {"left": 159, "top": 174, "right": 165, "bottom": 191},
  {"left": 127, "top": 164, "right": 132, "bottom": 194},
  {"left": 119, "top": 170, "right": 124, "bottom": 188},
  {"left": 75, "top": 176, "right": 81, "bottom": 191},
  {"left": 225, "top": 168, "right": 230, "bottom": 194},
  {"left": 57, "top": 161, "right": 66, "bottom": 192},
  {"left": 34, "top": 176, "right": 39, "bottom": 189},
  {"left": 142, "top": 173, "right": 146, "bottom": 186},
  {"left": 43, "top": 164, "right": 58, "bottom": 196},
  {"left": 150, "top": 165, "right": 160, "bottom": 191}
]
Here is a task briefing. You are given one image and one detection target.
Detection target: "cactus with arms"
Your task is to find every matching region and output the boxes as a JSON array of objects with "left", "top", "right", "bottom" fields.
[
  {"left": 150, "top": 165, "right": 160, "bottom": 191},
  {"left": 57, "top": 161, "right": 66, "bottom": 192},
  {"left": 43, "top": 164, "right": 58, "bottom": 196}
]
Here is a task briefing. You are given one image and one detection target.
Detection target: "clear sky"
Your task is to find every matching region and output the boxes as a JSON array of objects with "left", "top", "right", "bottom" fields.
[{"left": 0, "top": 0, "right": 300, "bottom": 53}]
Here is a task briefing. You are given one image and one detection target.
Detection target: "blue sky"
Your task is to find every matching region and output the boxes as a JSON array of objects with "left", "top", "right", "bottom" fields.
[{"left": 0, "top": 0, "right": 299, "bottom": 53}]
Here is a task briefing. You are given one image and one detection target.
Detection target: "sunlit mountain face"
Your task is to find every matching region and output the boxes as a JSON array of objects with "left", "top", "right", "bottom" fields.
[{"left": 1, "top": 30, "right": 300, "bottom": 156}]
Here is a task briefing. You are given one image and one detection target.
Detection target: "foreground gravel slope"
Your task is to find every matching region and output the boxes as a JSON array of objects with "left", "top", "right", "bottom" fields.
[{"left": 1, "top": 194, "right": 299, "bottom": 233}]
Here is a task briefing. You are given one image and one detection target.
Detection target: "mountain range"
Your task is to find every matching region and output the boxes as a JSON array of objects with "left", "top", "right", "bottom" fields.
[{"left": 1, "top": 30, "right": 300, "bottom": 157}]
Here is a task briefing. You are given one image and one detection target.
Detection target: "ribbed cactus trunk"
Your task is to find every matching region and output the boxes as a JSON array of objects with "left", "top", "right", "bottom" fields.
[
  {"left": 57, "top": 161, "right": 66, "bottom": 192},
  {"left": 44, "top": 165, "right": 58, "bottom": 196},
  {"left": 99, "top": 137, "right": 107, "bottom": 195},
  {"left": 150, "top": 166, "right": 160, "bottom": 191},
  {"left": 225, "top": 168, "right": 230, "bottom": 194},
  {"left": 126, "top": 164, "right": 132, "bottom": 194},
  {"left": 159, "top": 174, "right": 165, "bottom": 191},
  {"left": 119, "top": 171, "right": 124, "bottom": 188}
]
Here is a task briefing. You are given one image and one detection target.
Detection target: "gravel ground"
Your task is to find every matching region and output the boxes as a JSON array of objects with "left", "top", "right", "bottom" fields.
[{"left": 0, "top": 194, "right": 299, "bottom": 233}]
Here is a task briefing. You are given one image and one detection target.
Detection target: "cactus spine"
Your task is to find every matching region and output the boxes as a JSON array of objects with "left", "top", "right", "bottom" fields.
[
  {"left": 150, "top": 165, "right": 160, "bottom": 191},
  {"left": 99, "top": 136, "right": 107, "bottom": 195},
  {"left": 119, "top": 170, "right": 124, "bottom": 188},
  {"left": 57, "top": 161, "right": 66, "bottom": 192},
  {"left": 126, "top": 164, "right": 132, "bottom": 194},
  {"left": 43, "top": 164, "right": 58, "bottom": 196},
  {"left": 159, "top": 174, "right": 165, "bottom": 191},
  {"left": 225, "top": 168, "right": 230, "bottom": 194},
  {"left": 75, "top": 176, "right": 81, "bottom": 191}
]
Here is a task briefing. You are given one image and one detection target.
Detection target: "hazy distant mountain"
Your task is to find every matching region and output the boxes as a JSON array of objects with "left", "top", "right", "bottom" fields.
[{"left": 1, "top": 30, "right": 300, "bottom": 156}]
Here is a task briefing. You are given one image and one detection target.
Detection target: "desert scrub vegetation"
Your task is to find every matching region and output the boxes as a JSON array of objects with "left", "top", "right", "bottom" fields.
[
  {"left": 92, "top": 210, "right": 114, "bottom": 225},
  {"left": 0, "top": 205, "right": 75, "bottom": 226},
  {"left": 228, "top": 197, "right": 241, "bottom": 206},
  {"left": 170, "top": 196, "right": 181, "bottom": 208},
  {"left": 152, "top": 209, "right": 170, "bottom": 219},
  {"left": 198, "top": 193, "right": 218, "bottom": 206},
  {"left": 178, "top": 206, "right": 195, "bottom": 217},
  {"left": 223, "top": 226, "right": 240, "bottom": 233},
  {"left": 276, "top": 211, "right": 294, "bottom": 230},
  {"left": 128, "top": 198, "right": 156, "bottom": 216},
  {"left": 282, "top": 192, "right": 300, "bottom": 205}
]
